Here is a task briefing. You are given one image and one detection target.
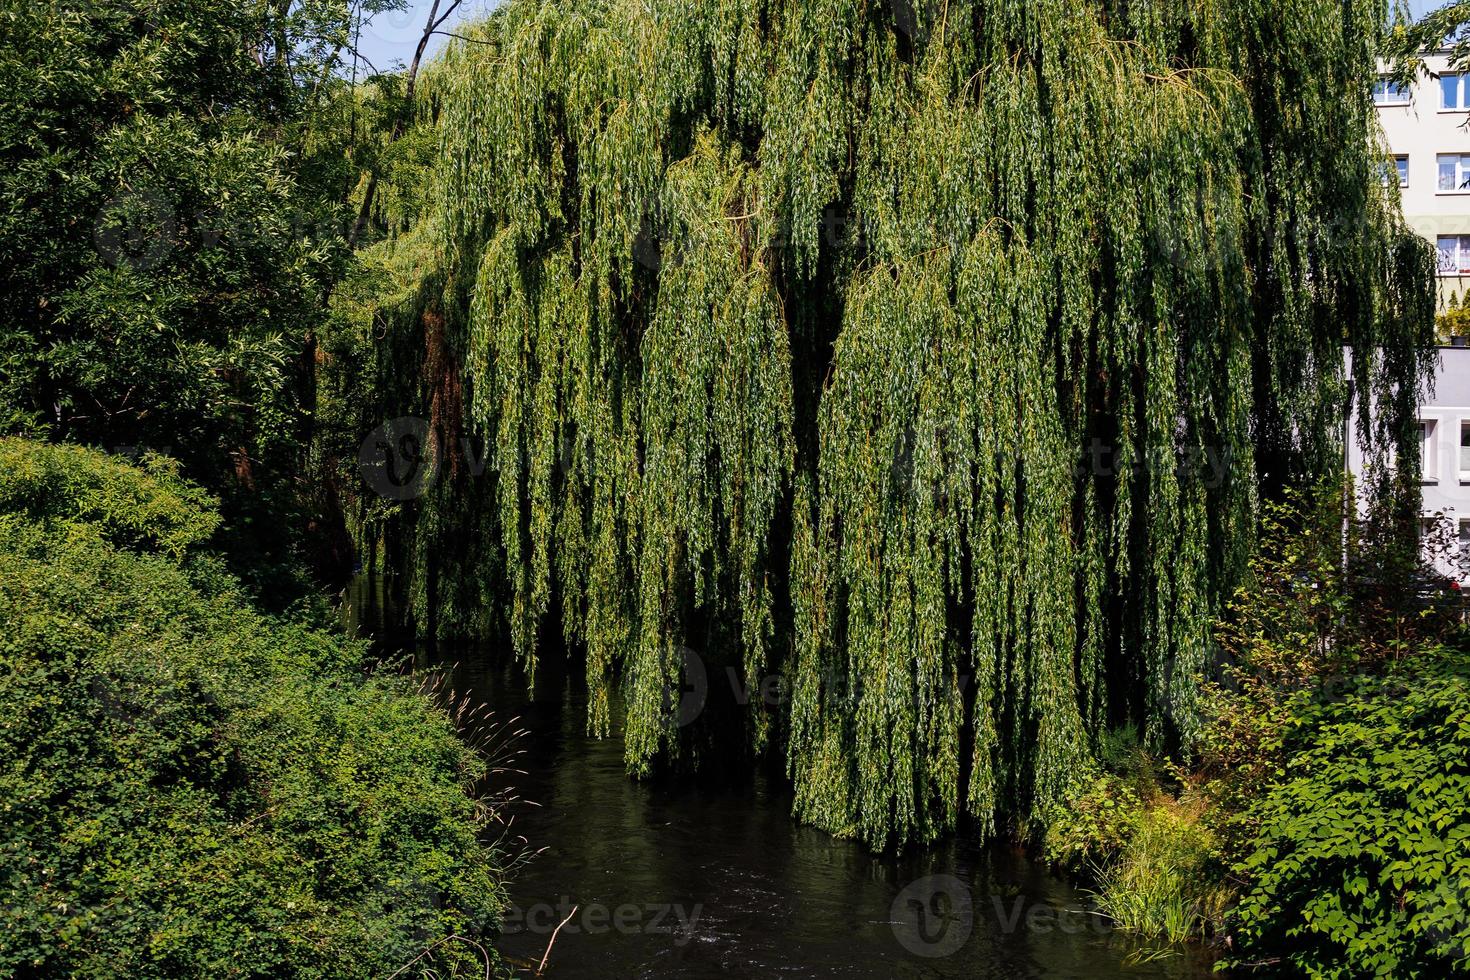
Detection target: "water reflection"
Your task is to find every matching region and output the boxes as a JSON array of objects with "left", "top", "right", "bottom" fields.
[{"left": 344, "top": 577, "right": 1221, "bottom": 979}]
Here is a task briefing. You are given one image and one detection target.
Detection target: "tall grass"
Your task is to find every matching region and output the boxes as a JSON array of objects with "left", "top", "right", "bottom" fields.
[{"left": 1088, "top": 806, "right": 1232, "bottom": 943}]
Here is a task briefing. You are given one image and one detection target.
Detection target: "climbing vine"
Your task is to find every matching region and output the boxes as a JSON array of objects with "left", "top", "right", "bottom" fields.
[{"left": 358, "top": 0, "right": 1436, "bottom": 847}]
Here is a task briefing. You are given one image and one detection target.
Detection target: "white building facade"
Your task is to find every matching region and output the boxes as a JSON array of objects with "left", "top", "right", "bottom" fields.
[
  {"left": 1366, "top": 55, "right": 1470, "bottom": 578},
  {"left": 1376, "top": 51, "right": 1470, "bottom": 308},
  {"left": 1346, "top": 346, "right": 1470, "bottom": 580}
]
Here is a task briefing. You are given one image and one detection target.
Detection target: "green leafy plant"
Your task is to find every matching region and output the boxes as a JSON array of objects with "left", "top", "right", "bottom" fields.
[
  {"left": 1439, "top": 301, "right": 1470, "bottom": 343},
  {"left": 0, "top": 439, "right": 514, "bottom": 979},
  {"left": 1044, "top": 772, "right": 1144, "bottom": 871},
  {"left": 1044, "top": 728, "right": 1231, "bottom": 946},
  {"left": 1199, "top": 481, "right": 1466, "bottom": 853},
  {"left": 1225, "top": 651, "right": 1470, "bottom": 977},
  {"left": 0, "top": 438, "right": 219, "bottom": 558}
]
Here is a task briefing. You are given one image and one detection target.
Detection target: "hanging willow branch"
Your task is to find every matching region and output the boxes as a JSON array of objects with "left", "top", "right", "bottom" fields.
[{"left": 362, "top": 0, "right": 1436, "bottom": 847}]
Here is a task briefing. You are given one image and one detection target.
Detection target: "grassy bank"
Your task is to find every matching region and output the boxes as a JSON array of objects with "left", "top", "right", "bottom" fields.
[{"left": 0, "top": 438, "right": 511, "bottom": 978}]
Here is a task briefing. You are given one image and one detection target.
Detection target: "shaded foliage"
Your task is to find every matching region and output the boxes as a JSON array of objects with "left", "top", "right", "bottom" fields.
[
  {"left": 0, "top": 0, "right": 419, "bottom": 599},
  {"left": 350, "top": 0, "right": 1438, "bottom": 847}
]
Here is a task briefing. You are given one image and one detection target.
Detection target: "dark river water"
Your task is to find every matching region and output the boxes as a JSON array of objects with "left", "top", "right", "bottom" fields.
[{"left": 345, "top": 579, "right": 1221, "bottom": 979}]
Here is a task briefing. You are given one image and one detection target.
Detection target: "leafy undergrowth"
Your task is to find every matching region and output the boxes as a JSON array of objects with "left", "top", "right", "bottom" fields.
[
  {"left": 1045, "top": 737, "right": 1232, "bottom": 947},
  {"left": 0, "top": 438, "right": 511, "bottom": 979},
  {"left": 1226, "top": 651, "right": 1470, "bottom": 976},
  {"left": 1046, "top": 482, "right": 1470, "bottom": 972}
]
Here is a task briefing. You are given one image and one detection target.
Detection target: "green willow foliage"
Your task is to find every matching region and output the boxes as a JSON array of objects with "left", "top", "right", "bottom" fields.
[{"left": 363, "top": 0, "right": 1436, "bottom": 846}]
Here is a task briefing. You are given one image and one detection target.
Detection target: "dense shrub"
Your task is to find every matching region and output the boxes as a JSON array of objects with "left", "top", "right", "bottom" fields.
[
  {"left": 0, "top": 437, "right": 219, "bottom": 557},
  {"left": 1054, "top": 481, "right": 1470, "bottom": 958},
  {"left": 1198, "top": 483, "right": 1470, "bottom": 973},
  {"left": 1044, "top": 772, "right": 1143, "bottom": 871},
  {"left": 1200, "top": 481, "right": 1467, "bottom": 856},
  {"left": 0, "top": 440, "right": 508, "bottom": 978},
  {"left": 1226, "top": 652, "right": 1470, "bottom": 977}
]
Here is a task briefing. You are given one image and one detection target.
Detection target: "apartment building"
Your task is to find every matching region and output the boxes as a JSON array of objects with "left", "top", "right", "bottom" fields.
[
  {"left": 1376, "top": 50, "right": 1470, "bottom": 309},
  {"left": 1361, "top": 52, "right": 1470, "bottom": 581},
  {"left": 1346, "top": 346, "right": 1470, "bottom": 580}
]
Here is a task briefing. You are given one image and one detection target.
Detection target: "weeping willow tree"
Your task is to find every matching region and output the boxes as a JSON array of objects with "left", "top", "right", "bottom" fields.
[{"left": 354, "top": 0, "right": 1436, "bottom": 847}]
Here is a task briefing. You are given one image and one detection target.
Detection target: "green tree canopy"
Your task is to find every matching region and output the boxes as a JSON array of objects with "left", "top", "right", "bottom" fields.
[
  {"left": 0, "top": 0, "right": 408, "bottom": 485},
  {"left": 355, "top": 0, "right": 1437, "bottom": 847},
  {"left": 0, "top": 0, "right": 425, "bottom": 595}
]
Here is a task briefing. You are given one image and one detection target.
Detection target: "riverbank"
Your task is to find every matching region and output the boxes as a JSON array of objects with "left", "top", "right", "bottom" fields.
[{"left": 0, "top": 440, "right": 511, "bottom": 978}]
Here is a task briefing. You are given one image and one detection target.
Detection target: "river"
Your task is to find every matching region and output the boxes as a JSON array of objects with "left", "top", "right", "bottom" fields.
[{"left": 345, "top": 579, "right": 1221, "bottom": 979}]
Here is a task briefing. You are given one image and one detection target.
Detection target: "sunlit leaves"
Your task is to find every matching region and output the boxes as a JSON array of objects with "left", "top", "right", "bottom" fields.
[{"left": 371, "top": 0, "right": 1435, "bottom": 846}]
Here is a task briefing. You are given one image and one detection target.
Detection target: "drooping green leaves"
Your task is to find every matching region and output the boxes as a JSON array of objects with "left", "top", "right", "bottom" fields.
[{"left": 366, "top": 0, "right": 1436, "bottom": 846}]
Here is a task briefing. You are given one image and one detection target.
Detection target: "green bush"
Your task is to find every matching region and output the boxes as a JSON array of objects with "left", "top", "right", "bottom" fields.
[
  {"left": 1044, "top": 772, "right": 1144, "bottom": 870},
  {"left": 1227, "top": 651, "right": 1470, "bottom": 977},
  {"left": 0, "top": 437, "right": 219, "bottom": 558},
  {"left": 0, "top": 440, "right": 509, "bottom": 978}
]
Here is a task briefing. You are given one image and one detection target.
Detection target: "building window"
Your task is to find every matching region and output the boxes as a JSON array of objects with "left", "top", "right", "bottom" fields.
[
  {"left": 1423, "top": 419, "right": 1439, "bottom": 483},
  {"left": 1437, "top": 235, "right": 1470, "bottom": 275},
  {"left": 1374, "top": 76, "right": 1411, "bottom": 105},
  {"left": 1439, "top": 154, "right": 1470, "bottom": 192},
  {"left": 1460, "top": 421, "right": 1470, "bottom": 480},
  {"left": 1424, "top": 516, "right": 1442, "bottom": 540},
  {"left": 1458, "top": 517, "right": 1470, "bottom": 547},
  {"left": 1445, "top": 72, "right": 1467, "bottom": 109},
  {"left": 1386, "top": 155, "right": 1409, "bottom": 188}
]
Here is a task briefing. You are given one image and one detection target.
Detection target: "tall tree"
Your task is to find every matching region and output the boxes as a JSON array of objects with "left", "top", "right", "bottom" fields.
[
  {"left": 0, "top": 0, "right": 416, "bottom": 472},
  {"left": 0, "top": 0, "right": 409, "bottom": 590},
  {"left": 357, "top": 0, "right": 1437, "bottom": 847}
]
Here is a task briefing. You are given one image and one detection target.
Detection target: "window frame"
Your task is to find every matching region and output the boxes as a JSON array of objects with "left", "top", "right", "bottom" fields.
[
  {"left": 1423, "top": 418, "right": 1439, "bottom": 485},
  {"left": 1444, "top": 72, "right": 1466, "bottom": 111},
  {"left": 1435, "top": 235, "right": 1470, "bottom": 276},
  {"left": 1374, "top": 76, "right": 1411, "bottom": 106},
  {"left": 1438, "top": 153, "right": 1470, "bottom": 194}
]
